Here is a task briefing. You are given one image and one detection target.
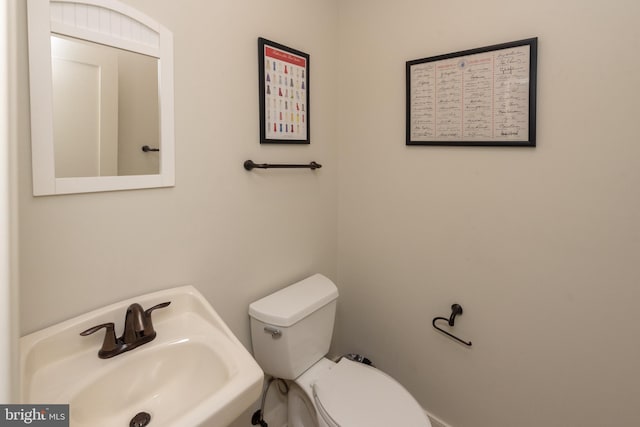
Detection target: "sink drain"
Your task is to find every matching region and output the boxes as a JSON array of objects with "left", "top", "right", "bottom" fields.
[{"left": 130, "top": 412, "right": 151, "bottom": 427}]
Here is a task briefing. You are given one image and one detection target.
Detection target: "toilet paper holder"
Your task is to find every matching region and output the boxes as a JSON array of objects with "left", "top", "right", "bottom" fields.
[{"left": 432, "top": 304, "right": 472, "bottom": 347}]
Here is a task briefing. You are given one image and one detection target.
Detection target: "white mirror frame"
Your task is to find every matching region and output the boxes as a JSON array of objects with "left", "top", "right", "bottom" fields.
[{"left": 27, "top": 0, "right": 175, "bottom": 195}]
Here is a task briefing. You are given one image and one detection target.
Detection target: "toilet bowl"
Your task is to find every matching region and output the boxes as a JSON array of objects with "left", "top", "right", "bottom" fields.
[{"left": 249, "top": 274, "right": 432, "bottom": 427}]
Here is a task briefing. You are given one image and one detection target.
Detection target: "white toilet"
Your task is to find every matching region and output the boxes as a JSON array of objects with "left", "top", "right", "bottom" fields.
[{"left": 249, "top": 274, "right": 432, "bottom": 427}]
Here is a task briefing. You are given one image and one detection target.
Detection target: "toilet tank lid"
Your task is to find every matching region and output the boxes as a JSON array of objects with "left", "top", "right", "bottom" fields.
[{"left": 249, "top": 274, "right": 338, "bottom": 327}]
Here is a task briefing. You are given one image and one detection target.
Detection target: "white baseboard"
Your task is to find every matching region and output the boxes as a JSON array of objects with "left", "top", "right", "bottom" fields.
[{"left": 425, "top": 409, "right": 452, "bottom": 427}]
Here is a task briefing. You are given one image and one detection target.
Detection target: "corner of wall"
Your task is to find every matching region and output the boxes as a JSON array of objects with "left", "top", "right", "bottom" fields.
[{"left": 1, "top": 0, "right": 21, "bottom": 404}]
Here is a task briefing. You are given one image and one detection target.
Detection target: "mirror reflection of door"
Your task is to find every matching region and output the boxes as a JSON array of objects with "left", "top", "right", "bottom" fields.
[
  {"left": 51, "top": 35, "right": 118, "bottom": 177},
  {"left": 50, "top": 35, "right": 160, "bottom": 178},
  {"left": 116, "top": 47, "right": 160, "bottom": 176}
]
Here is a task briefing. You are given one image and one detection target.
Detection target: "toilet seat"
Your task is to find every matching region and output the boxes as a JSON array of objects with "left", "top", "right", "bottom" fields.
[{"left": 311, "top": 358, "right": 431, "bottom": 427}]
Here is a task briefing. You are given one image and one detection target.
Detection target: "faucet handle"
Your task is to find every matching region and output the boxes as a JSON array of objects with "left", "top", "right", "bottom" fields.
[
  {"left": 142, "top": 301, "right": 171, "bottom": 337},
  {"left": 145, "top": 301, "right": 171, "bottom": 316},
  {"left": 80, "top": 322, "right": 122, "bottom": 358}
]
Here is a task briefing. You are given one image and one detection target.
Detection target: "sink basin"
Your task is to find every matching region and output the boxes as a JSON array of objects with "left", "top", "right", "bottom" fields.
[{"left": 20, "top": 286, "right": 264, "bottom": 427}]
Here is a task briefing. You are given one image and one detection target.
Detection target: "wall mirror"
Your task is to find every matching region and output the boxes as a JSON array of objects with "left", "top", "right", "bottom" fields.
[{"left": 27, "top": 0, "right": 175, "bottom": 195}]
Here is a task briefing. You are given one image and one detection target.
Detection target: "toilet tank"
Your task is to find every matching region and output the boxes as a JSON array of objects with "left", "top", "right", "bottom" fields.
[{"left": 249, "top": 274, "right": 338, "bottom": 380}]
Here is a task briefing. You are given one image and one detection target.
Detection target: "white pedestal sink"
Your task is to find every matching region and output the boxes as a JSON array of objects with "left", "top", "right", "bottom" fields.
[{"left": 20, "top": 286, "right": 264, "bottom": 427}]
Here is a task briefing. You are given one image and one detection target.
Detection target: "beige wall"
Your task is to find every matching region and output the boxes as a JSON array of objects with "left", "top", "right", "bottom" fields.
[
  {"left": 335, "top": 0, "right": 640, "bottom": 426},
  {"left": 16, "top": 0, "right": 339, "bottom": 353}
]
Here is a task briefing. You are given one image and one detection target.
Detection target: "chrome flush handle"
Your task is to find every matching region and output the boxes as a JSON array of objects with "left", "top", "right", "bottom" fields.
[{"left": 264, "top": 326, "right": 282, "bottom": 338}]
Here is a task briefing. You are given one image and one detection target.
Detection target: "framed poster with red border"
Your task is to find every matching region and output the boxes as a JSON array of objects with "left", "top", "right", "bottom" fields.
[{"left": 258, "top": 37, "right": 310, "bottom": 144}]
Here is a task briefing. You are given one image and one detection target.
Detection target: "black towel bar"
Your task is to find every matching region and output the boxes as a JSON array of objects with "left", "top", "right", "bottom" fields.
[{"left": 244, "top": 160, "right": 321, "bottom": 171}]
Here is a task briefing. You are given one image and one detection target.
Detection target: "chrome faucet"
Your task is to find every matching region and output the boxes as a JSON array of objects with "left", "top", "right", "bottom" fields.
[{"left": 80, "top": 301, "right": 171, "bottom": 359}]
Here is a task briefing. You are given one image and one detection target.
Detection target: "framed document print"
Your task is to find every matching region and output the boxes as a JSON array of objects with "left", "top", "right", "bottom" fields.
[
  {"left": 258, "top": 37, "right": 310, "bottom": 144},
  {"left": 406, "top": 38, "right": 537, "bottom": 147}
]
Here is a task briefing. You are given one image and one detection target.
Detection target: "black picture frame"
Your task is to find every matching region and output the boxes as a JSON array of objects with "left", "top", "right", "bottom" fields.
[
  {"left": 406, "top": 38, "right": 537, "bottom": 147},
  {"left": 258, "top": 37, "right": 310, "bottom": 144}
]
